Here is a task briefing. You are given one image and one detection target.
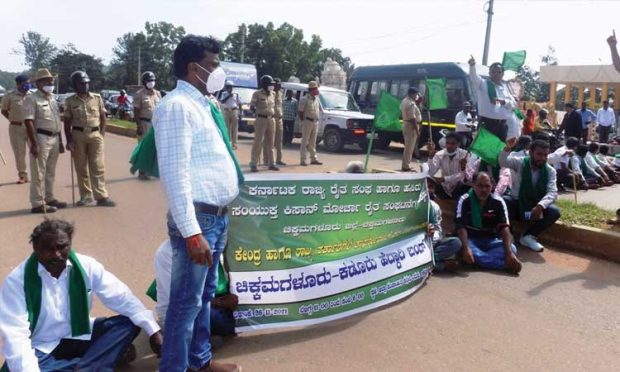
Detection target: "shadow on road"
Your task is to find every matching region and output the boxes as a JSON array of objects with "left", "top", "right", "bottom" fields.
[
  {"left": 0, "top": 208, "right": 32, "bottom": 220},
  {"left": 527, "top": 260, "right": 620, "bottom": 296}
]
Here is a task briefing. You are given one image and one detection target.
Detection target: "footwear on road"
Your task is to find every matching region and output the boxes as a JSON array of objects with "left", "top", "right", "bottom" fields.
[{"left": 520, "top": 235, "right": 544, "bottom": 252}]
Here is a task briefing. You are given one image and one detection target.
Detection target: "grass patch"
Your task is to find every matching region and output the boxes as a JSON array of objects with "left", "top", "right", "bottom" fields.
[
  {"left": 556, "top": 199, "right": 616, "bottom": 229},
  {"left": 108, "top": 118, "right": 136, "bottom": 129}
]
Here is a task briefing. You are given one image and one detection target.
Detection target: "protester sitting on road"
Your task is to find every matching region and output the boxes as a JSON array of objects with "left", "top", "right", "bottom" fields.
[
  {"left": 588, "top": 143, "right": 620, "bottom": 183},
  {"left": 455, "top": 172, "right": 521, "bottom": 274},
  {"left": 548, "top": 137, "right": 584, "bottom": 190},
  {"left": 344, "top": 160, "right": 365, "bottom": 173},
  {"left": 499, "top": 139, "right": 560, "bottom": 253},
  {"left": 598, "top": 144, "right": 620, "bottom": 172},
  {"left": 426, "top": 178, "right": 462, "bottom": 272},
  {"left": 585, "top": 143, "right": 615, "bottom": 186},
  {"left": 426, "top": 132, "right": 470, "bottom": 199},
  {"left": 152, "top": 241, "right": 237, "bottom": 337},
  {"left": 570, "top": 144, "right": 602, "bottom": 188},
  {"left": 0, "top": 219, "right": 163, "bottom": 371}
]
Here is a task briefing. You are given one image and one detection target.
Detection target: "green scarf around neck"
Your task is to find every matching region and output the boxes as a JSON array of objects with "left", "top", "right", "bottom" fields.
[
  {"left": 518, "top": 157, "right": 548, "bottom": 216},
  {"left": 467, "top": 188, "right": 483, "bottom": 229},
  {"left": 485, "top": 79, "right": 524, "bottom": 119},
  {"left": 129, "top": 101, "right": 245, "bottom": 185}
]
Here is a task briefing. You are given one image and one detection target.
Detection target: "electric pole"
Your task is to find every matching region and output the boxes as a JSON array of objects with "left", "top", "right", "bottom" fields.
[
  {"left": 482, "top": 0, "right": 494, "bottom": 66},
  {"left": 240, "top": 27, "right": 245, "bottom": 63},
  {"left": 137, "top": 46, "right": 142, "bottom": 85}
]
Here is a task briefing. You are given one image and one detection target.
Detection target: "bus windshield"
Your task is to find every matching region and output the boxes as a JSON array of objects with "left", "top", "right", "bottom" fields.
[{"left": 319, "top": 90, "right": 360, "bottom": 112}]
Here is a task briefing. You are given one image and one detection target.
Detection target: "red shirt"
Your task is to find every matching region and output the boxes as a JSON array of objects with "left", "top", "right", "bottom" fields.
[{"left": 117, "top": 95, "right": 128, "bottom": 105}]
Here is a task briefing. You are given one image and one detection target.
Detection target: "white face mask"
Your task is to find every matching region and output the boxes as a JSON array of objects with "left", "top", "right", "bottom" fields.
[
  {"left": 42, "top": 85, "right": 54, "bottom": 94},
  {"left": 195, "top": 64, "right": 227, "bottom": 94},
  {"left": 146, "top": 81, "right": 155, "bottom": 89},
  {"left": 267, "top": 85, "right": 274, "bottom": 92}
]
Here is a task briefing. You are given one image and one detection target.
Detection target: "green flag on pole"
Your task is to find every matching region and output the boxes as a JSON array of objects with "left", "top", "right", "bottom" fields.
[
  {"left": 374, "top": 91, "right": 402, "bottom": 132},
  {"left": 502, "top": 50, "right": 527, "bottom": 71},
  {"left": 425, "top": 78, "right": 448, "bottom": 110},
  {"left": 469, "top": 127, "right": 506, "bottom": 167}
]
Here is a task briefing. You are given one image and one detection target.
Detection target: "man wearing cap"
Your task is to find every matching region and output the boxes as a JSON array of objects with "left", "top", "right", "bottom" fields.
[
  {"left": 400, "top": 87, "right": 422, "bottom": 171},
  {"left": 264, "top": 78, "right": 286, "bottom": 165},
  {"left": 23, "top": 68, "right": 67, "bottom": 214},
  {"left": 298, "top": 81, "right": 323, "bottom": 166},
  {"left": 250, "top": 75, "right": 279, "bottom": 172},
  {"left": 219, "top": 80, "right": 241, "bottom": 149},
  {"left": 133, "top": 72, "right": 162, "bottom": 179},
  {"left": 1, "top": 74, "right": 32, "bottom": 184},
  {"left": 64, "top": 71, "right": 116, "bottom": 208},
  {"left": 454, "top": 101, "right": 475, "bottom": 148},
  {"left": 468, "top": 56, "right": 517, "bottom": 142}
]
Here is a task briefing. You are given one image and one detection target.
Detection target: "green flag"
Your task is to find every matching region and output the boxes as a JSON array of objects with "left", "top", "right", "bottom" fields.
[
  {"left": 470, "top": 127, "right": 506, "bottom": 167},
  {"left": 425, "top": 78, "right": 448, "bottom": 110},
  {"left": 502, "top": 50, "right": 527, "bottom": 72},
  {"left": 374, "top": 91, "right": 402, "bottom": 132}
]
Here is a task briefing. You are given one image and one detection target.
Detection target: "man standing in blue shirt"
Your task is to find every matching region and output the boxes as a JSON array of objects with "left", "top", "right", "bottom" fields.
[{"left": 578, "top": 102, "right": 596, "bottom": 143}]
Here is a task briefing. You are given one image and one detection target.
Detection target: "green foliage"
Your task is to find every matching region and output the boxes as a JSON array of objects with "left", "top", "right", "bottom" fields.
[
  {"left": 0, "top": 70, "right": 25, "bottom": 91},
  {"left": 556, "top": 200, "right": 615, "bottom": 228},
  {"left": 107, "top": 118, "right": 136, "bottom": 129},
  {"left": 14, "top": 31, "right": 57, "bottom": 71},
  {"left": 50, "top": 46, "right": 105, "bottom": 93}
]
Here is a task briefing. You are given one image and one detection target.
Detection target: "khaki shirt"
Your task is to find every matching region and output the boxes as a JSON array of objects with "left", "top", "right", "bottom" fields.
[
  {"left": 1, "top": 90, "right": 31, "bottom": 123},
  {"left": 400, "top": 96, "right": 421, "bottom": 123},
  {"left": 63, "top": 93, "right": 105, "bottom": 128},
  {"left": 23, "top": 90, "right": 62, "bottom": 133},
  {"left": 133, "top": 88, "right": 162, "bottom": 120},
  {"left": 298, "top": 95, "right": 320, "bottom": 122},
  {"left": 251, "top": 90, "right": 275, "bottom": 117},
  {"left": 274, "top": 90, "right": 283, "bottom": 118}
]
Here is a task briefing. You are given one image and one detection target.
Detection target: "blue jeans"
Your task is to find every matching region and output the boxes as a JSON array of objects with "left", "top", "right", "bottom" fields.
[
  {"left": 469, "top": 237, "right": 517, "bottom": 270},
  {"left": 33, "top": 316, "right": 139, "bottom": 372},
  {"left": 160, "top": 212, "right": 228, "bottom": 372},
  {"left": 433, "top": 237, "right": 462, "bottom": 271}
]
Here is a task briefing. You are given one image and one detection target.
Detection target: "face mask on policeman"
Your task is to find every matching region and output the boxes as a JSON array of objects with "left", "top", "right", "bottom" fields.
[{"left": 146, "top": 81, "right": 155, "bottom": 90}]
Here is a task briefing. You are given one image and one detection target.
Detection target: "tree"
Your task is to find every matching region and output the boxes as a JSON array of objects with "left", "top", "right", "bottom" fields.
[
  {"left": 109, "top": 22, "right": 185, "bottom": 90},
  {"left": 50, "top": 46, "right": 105, "bottom": 93},
  {"left": 14, "top": 31, "right": 57, "bottom": 71},
  {"left": 516, "top": 65, "right": 542, "bottom": 102}
]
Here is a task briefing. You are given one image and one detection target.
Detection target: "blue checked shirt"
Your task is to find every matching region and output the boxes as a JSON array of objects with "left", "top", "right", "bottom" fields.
[
  {"left": 282, "top": 97, "right": 298, "bottom": 121},
  {"left": 153, "top": 80, "right": 239, "bottom": 238}
]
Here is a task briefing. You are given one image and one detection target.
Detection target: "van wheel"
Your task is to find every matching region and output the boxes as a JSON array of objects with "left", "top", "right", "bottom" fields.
[
  {"left": 323, "top": 128, "right": 344, "bottom": 152},
  {"left": 375, "top": 137, "right": 391, "bottom": 150}
]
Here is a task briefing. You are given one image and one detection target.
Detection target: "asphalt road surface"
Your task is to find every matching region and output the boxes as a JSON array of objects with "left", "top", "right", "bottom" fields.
[{"left": 1, "top": 116, "right": 618, "bottom": 372}]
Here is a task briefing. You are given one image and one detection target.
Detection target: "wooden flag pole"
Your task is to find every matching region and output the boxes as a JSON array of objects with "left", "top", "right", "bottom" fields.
[
  {"left": 572, "top": 172, "right": 578, "bottom": 204},
  {"left": 363, "top": 125, "right": 376, "bottom": 173}
]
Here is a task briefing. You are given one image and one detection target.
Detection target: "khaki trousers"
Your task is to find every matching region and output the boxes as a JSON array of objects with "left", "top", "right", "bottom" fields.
[
  {"left": 300, "top": 120, "right": 318, "bottom": 163},
  {"left": 9, "top": 124, "right": 29, "bottom": 178},
  {"left": 402, "top": 121, "right": 419, "bottom": 169},
  {"left": 138, "top": 120, "right": 152, "bottom": 142},
  {"left": 30, "top": 133, "right": 60, "bottom": 208},
  {"left": 224, "top": 109, "right": 238, "bottom": 146},
  {"left": 250, "top": 117, "right": 274, "bottom": 167},
  {"left": 72, "top": 130, "right": 108, "bottom": 200},
  {"left": 264, "top": 117, "right": 283, "bottom": 163}
]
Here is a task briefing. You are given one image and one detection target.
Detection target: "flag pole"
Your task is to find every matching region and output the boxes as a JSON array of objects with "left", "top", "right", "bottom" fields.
[
  {"left": 363, "top": 124, "right": 376, "bottom": 173},
  {"left": 572, "top": 172, "right": 578, "bottom": 204}
]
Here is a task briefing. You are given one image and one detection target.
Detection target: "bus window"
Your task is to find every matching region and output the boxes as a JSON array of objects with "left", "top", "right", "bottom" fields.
[
  {"left": 397, "top": 81, "right": 410, "bottom": 99},
  {"left": 355, "top": 81, "right": 369, "bottom": 103},
  {"left": 446, "top": 78, "right": 466, "bottom": 108},
  {"left": 369, "top": 80, "right": 387, "bottom": 103},
  {"left": 389, "top": 81, "right": 399, "bottom": 97}
]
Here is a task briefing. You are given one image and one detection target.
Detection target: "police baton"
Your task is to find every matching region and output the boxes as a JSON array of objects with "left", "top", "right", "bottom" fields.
[{"left": 69, "top": 151, "right": 76, "bottom": 207}]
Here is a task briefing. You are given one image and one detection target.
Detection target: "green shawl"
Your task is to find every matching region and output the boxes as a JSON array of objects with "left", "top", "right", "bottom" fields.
[
  {"left": 467, "top": 188, "right": 483, "bottom": 229},
  {"left": 129, "top": 101, "right": 245, "bottom": 185},
  {"left": 518, "top": 157, "right": 548, "bottom": 216},
  {"left": 146, "top": 263, "right": 229, "bottom": 302}
]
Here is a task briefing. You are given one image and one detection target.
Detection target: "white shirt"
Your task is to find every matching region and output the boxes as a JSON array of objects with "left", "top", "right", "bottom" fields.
[
  {"left": 154, "top": 241, "right": 172, "bottom": 324},
  {"left": 469, "top": 65, "right": 517, "bottom": 120},
  {"left": 0, "top": 253, "right": 159, "bottom": 371},
  {"left": 596, "top": 107, "right": 615, "bottom": 127},
  {"left": 427, "top": 148, "right": 468, "bottom": 195},
  {"left": 454, "top": 110, "right": 473, "bottom": 132},
  {"left": 548, "top": 145, "right": 570, "bottom": 170},
  {"left": 585, "top": 152, "right": 602, "bottom": 170},
  {"left": 219, "top": 91, "right": 241, "bottom": 110},
  {"left": 154, "top": 80, "right": 239, "bottom": 238}
]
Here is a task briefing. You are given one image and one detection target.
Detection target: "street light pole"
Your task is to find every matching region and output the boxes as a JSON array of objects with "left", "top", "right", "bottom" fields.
[{"left": 482, "top": 0, "right": 494, "bottom": 66}]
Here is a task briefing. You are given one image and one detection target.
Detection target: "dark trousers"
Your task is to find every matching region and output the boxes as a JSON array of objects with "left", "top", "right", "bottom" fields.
[
  {"left": 35, "top": 316, "right": 139, "bottom": 372},
  {"left": 503, "top": 195, "right": 561, "bottom": 237},
  {"left": 435, "top": 182, "right": 470, "bottom": 200},
  {"left": 581, "top": 128, "right": 589, "bottom": 144},
  {"left": 556, "top": 168, "right": 578, "bottom": 189},
  {"left": 457, "top": 132, "right": 473, "bottom": 148},
  {"left": 479, "top": 117, "right": 508, "bottom": 142},
  {"left": 598, "top": 126, "right": 611, "bottom": 143}
]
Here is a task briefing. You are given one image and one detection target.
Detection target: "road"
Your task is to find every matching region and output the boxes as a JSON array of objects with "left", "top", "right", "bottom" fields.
[{"left": 1, "top": 116, "right": 619, "bottom": 372}]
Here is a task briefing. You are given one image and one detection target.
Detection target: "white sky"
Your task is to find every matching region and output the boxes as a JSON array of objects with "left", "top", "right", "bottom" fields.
[{"left": 1, "top": 0, "right": 619, "bottom": 73}]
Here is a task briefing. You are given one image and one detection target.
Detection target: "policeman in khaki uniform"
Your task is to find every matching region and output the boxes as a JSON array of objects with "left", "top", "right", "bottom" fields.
[
  {"left": 249, "top": 75, "right": 279, "bottom": 172},
  {"left": 23, "top": 68, "right": 67, "bottom": 213},
  {"left": 134, "top": 71, "right": 162, "bottom": 140},
  {"left": 298, "top": 81, "right": 323, "bottom": 166},
  {"left": 64, "top": 71, "right": 116, "bottom": 207},
  {"left": 400, "top": 87, "right": 422, "bottom": 171},
  {"left": 263, "top": 78, "right": 286, "bottom": 165},
  {"left": 1, "top": 74, "right": 31, "bottom": 184}
]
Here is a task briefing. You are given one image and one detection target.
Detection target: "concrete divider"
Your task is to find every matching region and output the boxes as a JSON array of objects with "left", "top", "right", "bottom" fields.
[{"left": 106, "top": 124, "right": 136, "bottom": 138}]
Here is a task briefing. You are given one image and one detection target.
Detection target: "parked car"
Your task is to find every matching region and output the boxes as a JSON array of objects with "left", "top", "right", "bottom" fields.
[{"left": 100, "top": 89, "right": 120, "bottom": 101}]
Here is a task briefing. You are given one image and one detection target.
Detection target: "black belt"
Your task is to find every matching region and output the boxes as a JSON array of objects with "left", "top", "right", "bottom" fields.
[
  {"left": 72, "top": 126, "right": 99, "bottom": 132},
  {"left": 479, "top": 116, "right": 506, "bottom": 124},
  {"left": 305, "top": 117, "right": 317, "bottom": 121},
  {"left": 36, "top": 129, "right": 58, "bottom": 137},
  {"left": 257, "top": 114, "right": 272, "bottom": 119},
  {"left": 139, "top": 118, "right": 152, "bottom": 122},
  {"left": 194, "top": 202, "right": 228, "bottom": 216},
  {"left": 10, "top": 121, "right": 23, "bottom": 125}
]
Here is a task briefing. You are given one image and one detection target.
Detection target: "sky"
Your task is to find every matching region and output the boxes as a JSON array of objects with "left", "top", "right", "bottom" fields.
[{"left": 1, "top": 0, "right": 619, "bottom": 74}]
